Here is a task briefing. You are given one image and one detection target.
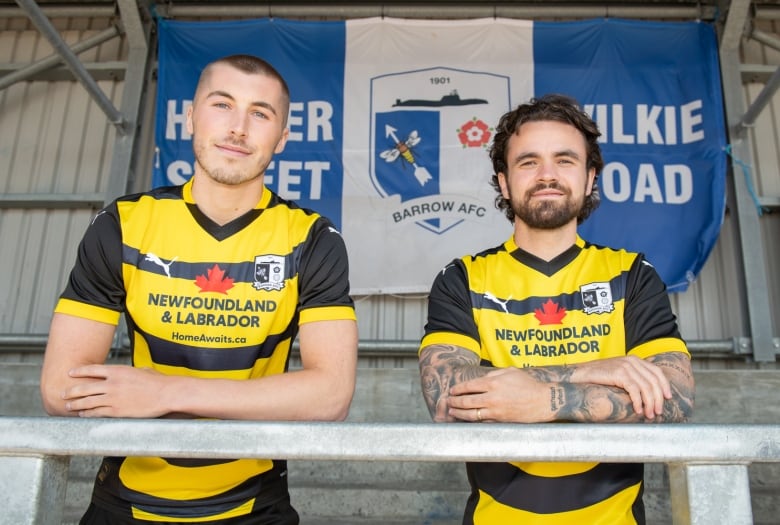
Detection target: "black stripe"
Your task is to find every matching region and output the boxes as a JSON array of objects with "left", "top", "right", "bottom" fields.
[
  {"left": 137, "top": 327, "right": 296, "bottom": 371},
  {"left": 112, "top": 461, "right": 290, "bottom": 518},
  {"left": 470, "top": 269, "right": 629, "bottom": 316},
  {"left": 163, "top": 457, "right": 237, "bottom": 467},
  {"left": 124, "top": 244, "right": 298, "bottom": 283},
  {"left": 467, "top": 461, "right": 643, "bottom": 514}
]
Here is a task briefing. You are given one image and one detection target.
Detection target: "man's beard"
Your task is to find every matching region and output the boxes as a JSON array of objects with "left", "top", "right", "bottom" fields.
[
  {"left": 511, "top": 182, "right": 584, "bottom": 229},
  {"left": 192, "top": 138, "right": 266, "bottom": 186},
  {"left": 200, "top": 164, "right": 262, "bottom": 186}
]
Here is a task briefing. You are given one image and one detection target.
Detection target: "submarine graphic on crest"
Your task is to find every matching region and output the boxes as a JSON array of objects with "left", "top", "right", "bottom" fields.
[{"left": 393, "top": 90, "right": 487, "bottom": 108}]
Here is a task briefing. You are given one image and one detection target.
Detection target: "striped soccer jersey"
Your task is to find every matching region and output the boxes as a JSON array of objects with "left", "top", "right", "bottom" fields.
[
  {"left": 420, "top": 235, "right": 688, "bottom": 525},
  {"left": 55, "top": 179, "right": 355, "bottom": 521}
]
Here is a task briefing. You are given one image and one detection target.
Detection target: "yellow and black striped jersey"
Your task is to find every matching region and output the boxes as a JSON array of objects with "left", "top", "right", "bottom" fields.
[
  {"left": 421, "top": 235, "right": 688, "bottom": 525},
  {"left": 55, "top": 179, "right": 355, "bottom": 522}
]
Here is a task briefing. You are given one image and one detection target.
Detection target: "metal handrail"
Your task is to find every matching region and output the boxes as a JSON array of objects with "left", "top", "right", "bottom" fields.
[
  {"left": 1, "top": 334, "right": 774, "bottom": 360},
  {"left": 0, "top": 417, "right": 776, "bottom": 525}
]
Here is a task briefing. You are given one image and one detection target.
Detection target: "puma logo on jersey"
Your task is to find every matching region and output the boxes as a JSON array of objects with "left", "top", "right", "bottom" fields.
[
  {"left": 145, "top": 252, "right": 178, "bottom": 278},
  {"left": 484, "top": 291, "right": 510, "bottom": 313}
]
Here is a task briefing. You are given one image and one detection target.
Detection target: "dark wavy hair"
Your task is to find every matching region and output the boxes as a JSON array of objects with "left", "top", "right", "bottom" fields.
[{"left": 488, "top": 94, "right": 603, "bottom": 224}]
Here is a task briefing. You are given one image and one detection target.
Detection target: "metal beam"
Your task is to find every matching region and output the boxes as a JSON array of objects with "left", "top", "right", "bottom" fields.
[
  {"left": 735, "top": 25, "right": 780, "bottom": 131},
  {"left": 720, "top": 0, "right": 755, "bottom": 51},
  {"left": 103, "top": 0, "right": 152, "bottom": 204},
  {"left": 736, "top": 65, "right": 780, "bottom": 130},
  {"left": 13, "top": 0, "right": 127, "bottom": 130},
  {"left": 1, "top": 335, "right": 776, "bottom": 361},
  {"left": 0, "top": 25, "right": 120, "bottom": 91},
  {"left": 0, "top": 61, "right": 127, "bottom": 82},
  {"left": 750, "top": 26, "right": 780, "bottom": 53},
  {"left": 152, "top": 2, "right": 717, "bottom": 20},
  {"left": 718, "top": 26, "right": 777, "bottom": 363},
  {"left": 0, "top": 193, "right": 105, "bottom": 209}
]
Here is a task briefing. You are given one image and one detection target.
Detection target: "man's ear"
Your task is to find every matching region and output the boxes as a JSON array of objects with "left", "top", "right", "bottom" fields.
[
  {"left": 585, "top": 167, "right": 596, "bottom": 195},
  {"left": 186, "top": 104, "right": 194, "bottom": 136},
  {"left": 498, "top": 172, "right": 509, "bottom": 200},
  {"left": 274, "top": 127, "right": 290, "bottom": 154}
]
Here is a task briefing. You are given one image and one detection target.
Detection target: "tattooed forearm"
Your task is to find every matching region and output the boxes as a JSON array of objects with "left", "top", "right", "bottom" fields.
[
  {"left": 648, "top": 352, "right": 695, "bottom": 422},
  {"left": 552, "top": 352, "right": 694, "bottom": 423},
  {"left": 419, "top": 344, "right": 484, "bottom": 420},
  {"left": 554, "top": 383, "right": 642, "bottom": 423}
]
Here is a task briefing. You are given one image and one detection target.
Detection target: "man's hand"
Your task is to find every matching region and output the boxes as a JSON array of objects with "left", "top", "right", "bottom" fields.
[
  {"left": 445, "top": 355, "right": 680, "bottom": 423},
  {"left": 62, "top": 364, "right": 170, "bottom": 418},
  {"left": 447, "top": 367, "right": 557, "bottom": 423},
  {"left": 567, "top": 355, "right": 672, "bottom": 419}
]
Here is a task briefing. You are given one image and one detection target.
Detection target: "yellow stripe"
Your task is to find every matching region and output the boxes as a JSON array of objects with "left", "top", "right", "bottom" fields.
[
  {"left": 131, "top": 497, "right": 256, "bottom": 522},
  {"left": 299, "top": 305, "right": 356, "bottom": 324},
  {"left": 420, "top": 332, "right": 480, "bottom": 355},
  {"left": 120, "top": 456, "right": 273, "bottom": 500},
  {"left": 630, "top": 337, "right": 689, "bottom": 358},
  {"left": 54, "top": 298, "right": 120, "bottom": 325}
]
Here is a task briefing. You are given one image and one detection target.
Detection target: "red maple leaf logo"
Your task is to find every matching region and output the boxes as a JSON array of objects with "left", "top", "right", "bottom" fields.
[
  {"left": 195, "top": 264, "right": 234, "bottom": 294},
  {"left": 534, "top": 299, "right": 566, "bottom": 325}
]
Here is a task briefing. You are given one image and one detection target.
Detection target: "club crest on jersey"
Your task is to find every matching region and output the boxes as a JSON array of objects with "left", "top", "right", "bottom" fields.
[
  {"left": 580, "top": 282, "right": 614, "bottom": 315},
  {"left": 370, "top": 66, "right": 509, "bottom": 234},
  {"left": 253, "top": 255, "right": 285, "bottom": 291}
]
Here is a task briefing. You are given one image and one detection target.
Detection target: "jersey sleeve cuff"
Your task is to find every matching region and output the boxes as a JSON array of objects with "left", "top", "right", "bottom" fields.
[
  {"left": 54, "top": 298, "right": 121, "bottom": 325},
  {"left": 419, "top": 332, "right": 481, "bottom": 356},
  {"left": 629, "top": 337, "right": 690, "bottom": 359},
  {"left": 299, "top": 305, "right": 356, "bottom": 324}
]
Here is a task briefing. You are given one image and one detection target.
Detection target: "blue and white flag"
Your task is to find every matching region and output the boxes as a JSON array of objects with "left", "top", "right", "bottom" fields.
[{"left": 154, "top": 17, "right": 726, "bottom": 294}]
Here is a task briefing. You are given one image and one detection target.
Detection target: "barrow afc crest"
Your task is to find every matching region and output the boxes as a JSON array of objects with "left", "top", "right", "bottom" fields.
[{"left": 370, "top": 67, "right": 511, "bottom": 234}]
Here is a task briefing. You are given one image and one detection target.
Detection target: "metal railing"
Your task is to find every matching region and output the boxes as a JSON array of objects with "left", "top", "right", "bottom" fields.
[
  {"left": 2, "top": 335, "right": 777, "bottom": 361},
  {"left": 1, "top": 417, "right": 778, "bottom": 525}
]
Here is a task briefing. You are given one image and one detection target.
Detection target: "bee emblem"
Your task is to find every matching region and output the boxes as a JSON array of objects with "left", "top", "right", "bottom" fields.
[{"left": 379, "top": 125, "right": 432, "bottom": 186}]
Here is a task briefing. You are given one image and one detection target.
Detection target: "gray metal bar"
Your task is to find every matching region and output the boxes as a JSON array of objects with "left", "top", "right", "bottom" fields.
[
  {"left": 0, "top": 25, "right": 119, "bottom": 91},
  {"left": 0, "top": 193, "right": 104, "bottom": 209},
  {"left": 720, "top": 0, "right": 753, "bottom": 52},
  {"left": 736, "top": 65, "right": 780, "bottom": 130},
  {"left": 0, "top": 455, "right": 69, "bottom": 525},
  {"left": 14, "top": 0, "right": 126, "bottom": 129},
  {"left": 669, "top": 463, "right": 753, "bottom": 525},
  {"left": 0, "top": 6, "right": 116, "bottom": 18},
  {"left": 151, "top": 3, "right": 716, "bottom": 20},
  {"left": 737, "top": 27, "right": 780, "bottom": 131},
  {"left": 0, "top": 61, "right": 128, "bottom": 83},
  {"left": 760, "top": 195, "right": 780, "bottom": 210},
  {"left": 720, "top": 34, "right": 777, "bottom": 362},
  {"left": 0, "top": 334, "right": 770, "bottom": 359},
  {"left": 2, "top": 418, "right": 780, "bottom": 463},
  {"left": 751, "top": 27, "right": 780, "bottom": 53}
]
